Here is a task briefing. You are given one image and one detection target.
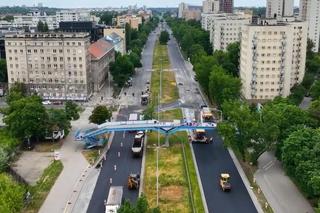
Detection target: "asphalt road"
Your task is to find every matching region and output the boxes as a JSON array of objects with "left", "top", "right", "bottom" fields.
[
  {"left": 86, "top": 27, "right": 158, "bottom": 213},
  {"left": 165, "top": 23, "right": 258, "bottom": 213}
]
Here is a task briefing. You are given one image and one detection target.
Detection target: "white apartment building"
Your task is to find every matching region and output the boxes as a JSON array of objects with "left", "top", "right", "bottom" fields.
[
  {"left": 178, "top": 3, "right": 189, "bottom": 18},
  {"left": 13, "top": 12, "right": 57, "bottom": 30},
  {"left": 299, "top": 0, "right": 320, "bottom": 52},
  {"left": 266, "top": 0, "right": 294, "bottom": 19},
  {"left": 56, "top": 10, "right": 91, "bottom": 23},
  {"left": 5, "top": 32, "right": 92, "bottom": 100},
  {"left": 240, "top": 20, "right": 307, "bottom": 102},
  {"left": 205, "top": 13, "right": 251, "bottom": 51},
  {"left": 13, "top": 10, "right": 91, "bottom": 30},
  {"left": 202, "top": 0, "right": 220, "bottom": 13}
]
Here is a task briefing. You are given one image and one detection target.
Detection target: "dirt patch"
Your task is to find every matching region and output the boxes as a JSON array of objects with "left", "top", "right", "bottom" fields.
[{"left": 160, "top": 185, "right": 184, "bottom": 202}]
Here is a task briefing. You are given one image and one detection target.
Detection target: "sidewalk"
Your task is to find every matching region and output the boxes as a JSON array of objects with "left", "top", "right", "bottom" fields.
[
  {"left": 255, "top": 151, "right": 314, "bottom": 213},
  {"left": 39, "top": 107, "right": 95, "bottom": 213}
]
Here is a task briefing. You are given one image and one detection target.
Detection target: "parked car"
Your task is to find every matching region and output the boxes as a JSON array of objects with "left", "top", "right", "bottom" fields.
[{"left": 42, "top": 100, "right": 52, "bottom": 105}]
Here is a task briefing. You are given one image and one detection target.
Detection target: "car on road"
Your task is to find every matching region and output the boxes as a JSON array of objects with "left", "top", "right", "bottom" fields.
[
  {"left": 132, "top": 131, "right": 145, "bottom": 157},
  {"left": 146, "top": 81, "right": 150, "bottom": 85},
  {"left": 178, "top": 82, "right": 183, "bottom": 86},
  {"left": 42, "top": 100, "right": 52, "bottom": 105}
]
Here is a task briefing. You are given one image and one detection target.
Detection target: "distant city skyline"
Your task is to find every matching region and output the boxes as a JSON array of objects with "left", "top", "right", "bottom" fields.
[{"left": 0, "top": 0, "right": 300, "bottom": 8}]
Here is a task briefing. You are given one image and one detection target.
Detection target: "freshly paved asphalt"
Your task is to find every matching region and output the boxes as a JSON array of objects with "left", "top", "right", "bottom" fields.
[
  {"left": 166, "top": 23, "right": 258, "bottom": 213},
  {"left": 87, "top": 27, "right": 158, "bottom": 213}
]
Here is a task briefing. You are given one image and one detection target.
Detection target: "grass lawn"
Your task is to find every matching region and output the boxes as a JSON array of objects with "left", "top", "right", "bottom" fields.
[
  {"left": 151, "top": 42, "right": 179, "bottom": 105},
  {"left": 144, "top": 109, "right": 204, "bottom": 212},
  {"left": 24, "top": 160, "right": 63, "bottom": 213},
  {"left": 82, "top": 148, "right": 103, "bottom": 165}
]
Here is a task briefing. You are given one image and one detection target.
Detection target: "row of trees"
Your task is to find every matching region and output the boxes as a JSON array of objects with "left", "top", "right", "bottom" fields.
[
  {"left": 110, "top": 17, "right": 159, "bottom": 87},
  {"left": 37, "top": 20, "right": 49, "bottom": 32},
  {"left": 167, "top": 18, "right": 241, "bottom": 107}
]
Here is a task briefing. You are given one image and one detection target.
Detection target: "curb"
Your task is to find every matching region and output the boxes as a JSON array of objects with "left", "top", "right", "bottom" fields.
[
  {"left": 139, "top": 133, "right": 147, "bottom": 196},
  {"left": 228, "top": 148, "right": 264, "bottom": 213}
]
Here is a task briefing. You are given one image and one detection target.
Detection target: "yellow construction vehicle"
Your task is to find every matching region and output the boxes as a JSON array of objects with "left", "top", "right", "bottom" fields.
[
  {"left": 127, "top": 173, "right": 140, "bottom": 190},
  {"left": 189, "top": 129, "right": 213, "bottom": 143},
  {"left": 219, "top": 173, "right": 231, "bottom": 192}
]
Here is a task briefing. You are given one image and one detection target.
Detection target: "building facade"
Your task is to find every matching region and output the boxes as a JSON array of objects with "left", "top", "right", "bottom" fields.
[
  {"left": 116, "top": 15, "right": 142, "bottom": 29},
  {"left": 202, "top": 0, "right": 220, "bottom": 13},
  {"left": 299, "top": 0, "right": 320, "bottom": 52},
  {"left": 219, "top": 0, "right": 233, "bottom": 13},
  {"left": 104, "top": 27, "right": 126, "bottom": 53},
  {"left": 5, "top": 32, "right": 92, "bottom": 100},
  {"left": 178, "top": 3, "right": 189, "bottom": 18},
  {"left": 240, "top": 20, "right": 307, "bottom": 102},
  {"left": 89, "top": 38, "right": 115, "bottom": 92},
  {"left": 204, "top": 13, "right": 251, "bottom": 51},
  {"left": 266, "top": 0, "right": 294, "bottom": 19}
]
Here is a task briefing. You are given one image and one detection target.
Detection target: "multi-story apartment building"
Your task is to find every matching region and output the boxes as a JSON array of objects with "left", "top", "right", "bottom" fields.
[
  {"left": 202, "top": 0, "right": 220, "bottom": 13},
  {"left": 178, "top": 3, "right": 189, "bottom": 18},
  {"left": 219, "top": 0, "right": 233, "bottom": 13},
  {"left": 55, "top": 10, "right": 91, "bottom": 23},
  {"left": 116, "top": 15, "right": 142, "bottom": 29},
  {"left": 240, "top": 20, "right": 307, "bottom": 102},
  {"left": 13, "top": 10, "right": 91, "bottom": 31},
  {"left": 203, "top": 13, "right": 251, "bottom": 51},
  {"left": 266, "top": 0, "right": 294, "bottom": 19},
  {"left": 89, "top": 38, "right": 115, "bottom": 92},
  {"left": 5, "top": 32, "right": 92, "bottom": 100},
  {"left": 299, "top": 0, "right": 320, "bottom": 52}
]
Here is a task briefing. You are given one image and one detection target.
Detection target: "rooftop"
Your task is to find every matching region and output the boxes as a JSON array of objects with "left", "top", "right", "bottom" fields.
[{"left": 88, "top": 38, "right": 114, "bottom": 60}]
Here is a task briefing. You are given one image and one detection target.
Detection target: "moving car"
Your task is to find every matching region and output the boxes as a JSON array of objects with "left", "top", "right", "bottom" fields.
[
  {"left": 189, "top": 129, "right": 213, "bottom": 144},
  {"left": 131, "top": 131, "right": 145, "bottom": 157}
]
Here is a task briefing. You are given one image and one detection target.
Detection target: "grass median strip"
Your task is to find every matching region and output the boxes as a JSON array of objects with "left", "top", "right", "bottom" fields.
[
  {"left": 144, "top": 109, "right": 205, "bottom": 212},
  {"left": 24, "top": 160, "right": 63, "bottom": 213},
  {"left": 151, "top": 41, "right": 179, "bottom": 105}
]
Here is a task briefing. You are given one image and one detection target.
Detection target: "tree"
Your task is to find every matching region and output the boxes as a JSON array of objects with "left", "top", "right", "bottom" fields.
[
  {"left": 3, "top": 95, "right": 48, "bottom": 140},
  {"left": 218, "top": 100, "right": 261, "bottom": 161},
  {"left": 142, "top": 103, "right": 155, "bottom": 120},
  {"left": 260, "top": 101, "right": 313, "bottom": 157},
  {"left": 110, "top": 55, "right": 134, "bottom": 87},
  {"left": 287, "top": 84, "right": 307, "bottom": 105},
  {"left": 0, "top": 147, "right": 9, "bottom": 172},
  {"left": 47, "top": 109, "right": 71, "bottom": 135},
  {"left": 89, "top": 105, "right": 112, "bottom": 125},
  {"left": 128, "top": 52, "right": 142, "bottom": 68},
  {"left": 282, "top": 128, "right": 320, "bottom": 198},
  {"left": 308, "top": 98, "right": 320, "bottom": 122},
  {"left": 194, "top": 55, "right": 217, "bottom": 93},
  {"left": 65, "top": 101, "right": 80, "bottom": 120},
  {"left": 311, "top": 80, "right": 320, "bottom": 99},
  {"left": 43, "top": 22, "right": 49, "bottom": 32},
  {"left": 190, "top": 44, "right": 206, "bottom": 64},
  {"left": 0, "top": 59, "right": 7, "bottom": 82},
  {"left": 6, "top": 82, "right": 27, "bottom": 104},
  {"left": 125, "top": 23, "right": 132, "bottom": 50},
  {"left": 118, "top": 195, "right": 160, "bottom": 213},
  {"left": 0, "top": 173, "right": 25, "bottom": 213},
  {"left": 225, "top": 42, "right": 240, "bottom": 76},
  {"left": 37, "top": 20, "right": 44, "bottom": 32},
  {"left": 159, "top": 31, "right": 169, "bottom": 45},
  {"left": 208, "top": 66, "right": 241, "bottom": 106}
]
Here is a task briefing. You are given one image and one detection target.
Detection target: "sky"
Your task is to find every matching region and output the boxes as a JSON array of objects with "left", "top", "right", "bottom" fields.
[{"left": 0, "top": 0, "right": 300, "bottom": 8}]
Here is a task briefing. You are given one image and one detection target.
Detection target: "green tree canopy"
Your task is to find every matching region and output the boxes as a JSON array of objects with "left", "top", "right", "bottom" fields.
[
  {"left": 4, "top": 95, "right": 48, "bottom": 140},
  {"left": 65, "top": 101, "right": 80, "bottom": 121},
  {"left": 6, "top": 82, "right": 27, "bottom": 104},
  {"left": 311, "top": 80, "right": 320, "bottom": 99},
  {"left": 0, "top": 59, "right": 7, "bottom": 83},
  {"left": 89, "top": 105, "right": 112, "bottom": 125},
  {"left": 282, "top": 128, "right": 320, "bottom": 198},
  {"left": 159, "top": 31, "right": 169, "bottom": 45},
  {"left": 208, "top": 65, "right": 241, "bottom": 106},
  {"left": 128, "top": 52, "right": 142, "bottom": 68},
  {"left": 110, "top": 55, "right": 134, "bottom": 87},
  {"left": 47, "top": 109, "right": 71, "bottom": 135},
  {"left": 0, "top": 173, "right": 25, "bottom": 213}
]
